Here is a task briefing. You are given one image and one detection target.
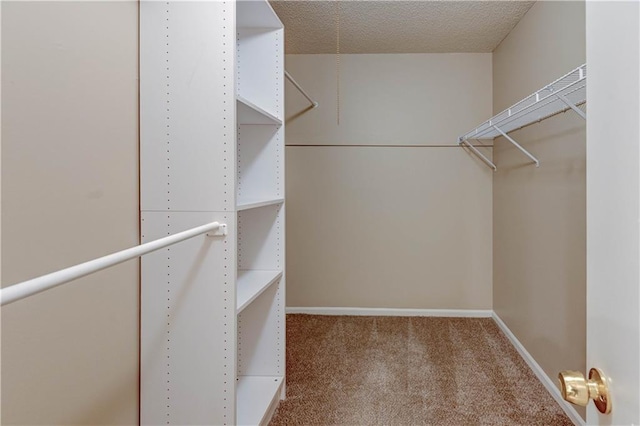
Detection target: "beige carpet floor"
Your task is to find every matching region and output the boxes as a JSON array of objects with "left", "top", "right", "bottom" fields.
[{"left": 269, "top": 315, "right": 573, "bottom": 426}]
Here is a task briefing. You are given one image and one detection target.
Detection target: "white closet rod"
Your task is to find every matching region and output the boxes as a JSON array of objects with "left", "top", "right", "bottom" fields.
[
  {"left": 0, "top": 221, "right": 227, "bottom": 307},
  {"left": 286, "top": 144, "right": 493, "bottom": 148},
  {"left": 285, "top": 70, "right": 318, "bottom": 108}
]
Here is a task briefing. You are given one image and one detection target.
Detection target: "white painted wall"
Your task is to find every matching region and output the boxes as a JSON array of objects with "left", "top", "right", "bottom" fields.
[
  {"left": 1, "top": 2, "right": 139, "bottom": 424},
  {"left": 286, "top": 54, "right": 492, "bottom": 145},
  {"left": 285, "top": 54, "right": 493, "bottom": 309}
]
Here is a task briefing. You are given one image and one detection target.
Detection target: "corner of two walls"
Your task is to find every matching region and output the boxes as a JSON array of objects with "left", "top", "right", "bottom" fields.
[
  {"left": 492, "top": 0, "right": 586, "bottom": 419},
  {"left": 284, "top": 2, "right": 586, "bottom": 419}
]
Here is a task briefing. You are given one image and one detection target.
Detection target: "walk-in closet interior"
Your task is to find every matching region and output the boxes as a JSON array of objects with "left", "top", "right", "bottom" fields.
[{"left": 2, "top": 1, "right": 639, "bottom": 425}]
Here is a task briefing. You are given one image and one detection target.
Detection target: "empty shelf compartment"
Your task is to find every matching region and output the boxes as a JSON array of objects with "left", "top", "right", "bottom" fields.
[{"left": 236, "top": 375, "right": 283, "bottom": 426}]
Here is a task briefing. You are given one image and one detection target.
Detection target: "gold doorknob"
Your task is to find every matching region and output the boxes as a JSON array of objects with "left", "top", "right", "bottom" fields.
[{"left": 558, "top": 368, "right": 611, "bottom": 414}]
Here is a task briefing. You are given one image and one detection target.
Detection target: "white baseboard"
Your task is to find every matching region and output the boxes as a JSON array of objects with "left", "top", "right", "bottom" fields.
[
  {"left": 286, "top": 307, "right": 493, "bottom": 317},
  {"left": 491, "top": 313, "right": 585, "bottom": 426}
]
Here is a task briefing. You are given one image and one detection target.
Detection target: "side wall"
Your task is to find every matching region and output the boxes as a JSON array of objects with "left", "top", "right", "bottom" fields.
[
  {"left": 492, "top": 1, "right": 586, "bottom": 419},
  {"left": 1, "top": 2, "right": 139, "bottom": 424},
  {"left": 285, "top": 54, "right": 493, "bottom": 310}
]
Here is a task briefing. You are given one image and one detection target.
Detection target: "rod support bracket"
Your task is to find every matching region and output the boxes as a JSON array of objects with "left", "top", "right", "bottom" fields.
[
  {"left": 556, "top": 93, "right": 587, "bottom": 120},
  {"left": 207, "top": 223, "right": 228, "bottom": 237},
  {"left": 459, "top": 138, "right": 497, "bottom": 171}
]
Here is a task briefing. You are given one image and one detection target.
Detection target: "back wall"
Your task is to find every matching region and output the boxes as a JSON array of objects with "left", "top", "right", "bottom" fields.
[{"left": 285, "top": 53, "right": 493, "bottom": 310}]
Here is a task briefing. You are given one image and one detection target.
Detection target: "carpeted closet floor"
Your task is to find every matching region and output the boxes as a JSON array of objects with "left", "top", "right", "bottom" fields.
[{"left": 269, "top": 315, "right": 573, "bottom": 426}]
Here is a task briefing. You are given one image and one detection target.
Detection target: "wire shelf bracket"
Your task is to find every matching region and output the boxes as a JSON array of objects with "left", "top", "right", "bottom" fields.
[
  {"left": 458, "top": 63, "right": 587, "bottom": 170},
  {"left": 493, "top": 125, "right": 540, "bottom": 167},
  {"left": 460, "top": 139, "right": 497, "bottom": 171}
]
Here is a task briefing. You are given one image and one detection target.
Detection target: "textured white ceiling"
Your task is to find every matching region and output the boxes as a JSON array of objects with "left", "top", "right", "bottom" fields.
[{"left": 270, "top": 1, "right": 536, "bottom": 54}]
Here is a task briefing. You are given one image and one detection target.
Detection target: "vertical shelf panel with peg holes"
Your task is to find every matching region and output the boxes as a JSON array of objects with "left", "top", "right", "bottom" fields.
[{"left": 140, "top": 1, "right": 285, "bottom": 425}]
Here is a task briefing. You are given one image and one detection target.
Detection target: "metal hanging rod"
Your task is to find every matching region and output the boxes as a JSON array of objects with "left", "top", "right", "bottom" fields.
[
  {"left": 285, "top": 70, "right": 318, "bottom": 109},
  {"left": 286, "top": 144, "right": 493, "bottom": 148},
  {"left": 0, "top": 221, "right": 227, "bottom": 307},
  {"left": 458, "top": 63, "right": 587, "bottom": 171}
]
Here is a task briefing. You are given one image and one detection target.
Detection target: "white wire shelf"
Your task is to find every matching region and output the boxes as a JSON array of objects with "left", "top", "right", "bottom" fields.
[{"left": 458, "top": 64, "right": 586, "bottom": 170}]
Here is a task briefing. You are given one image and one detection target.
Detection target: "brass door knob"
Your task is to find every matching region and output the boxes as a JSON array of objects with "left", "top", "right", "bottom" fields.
[{"left": 558, "top": 368, "right": 611, "bottom": 414}]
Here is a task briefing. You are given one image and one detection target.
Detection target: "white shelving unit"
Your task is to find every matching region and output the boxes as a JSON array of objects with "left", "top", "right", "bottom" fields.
[
  {"left": 459, "top": 64, "right": 587, "bottom": 170},
  {"left": 140, "top": 1, "right": 285, "bottom": 425},
  {"left": 235, "top": 8, "right": 285, "bottom": 425}
]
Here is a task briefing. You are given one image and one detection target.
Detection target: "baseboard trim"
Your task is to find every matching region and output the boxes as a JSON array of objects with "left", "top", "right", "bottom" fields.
[
  {"left": 491, "top": 313, "right": 585, "bottom": 426},
  {"left": 286, "top": 307, "right": 493, "bottom": 317}
]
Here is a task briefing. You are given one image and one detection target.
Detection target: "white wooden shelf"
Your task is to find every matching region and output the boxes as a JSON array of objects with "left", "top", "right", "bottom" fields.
[
  {"left": 237, "top": 270, "right": 282, "bottom": 313},
  {"left": 458, "top": 64, "right": 586, "bottom": 170},
  {"left": 237, "top": 0, "right": 283, "bottom": 30},
  {"left": 237, "top": 197, "right": 284, "bottom": 211},
  {"left": 237, "top": 96, "right": 282, "bottom": 126},
  {"left": 236, "top": 375, "right": 284, "bottom": 426}
]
